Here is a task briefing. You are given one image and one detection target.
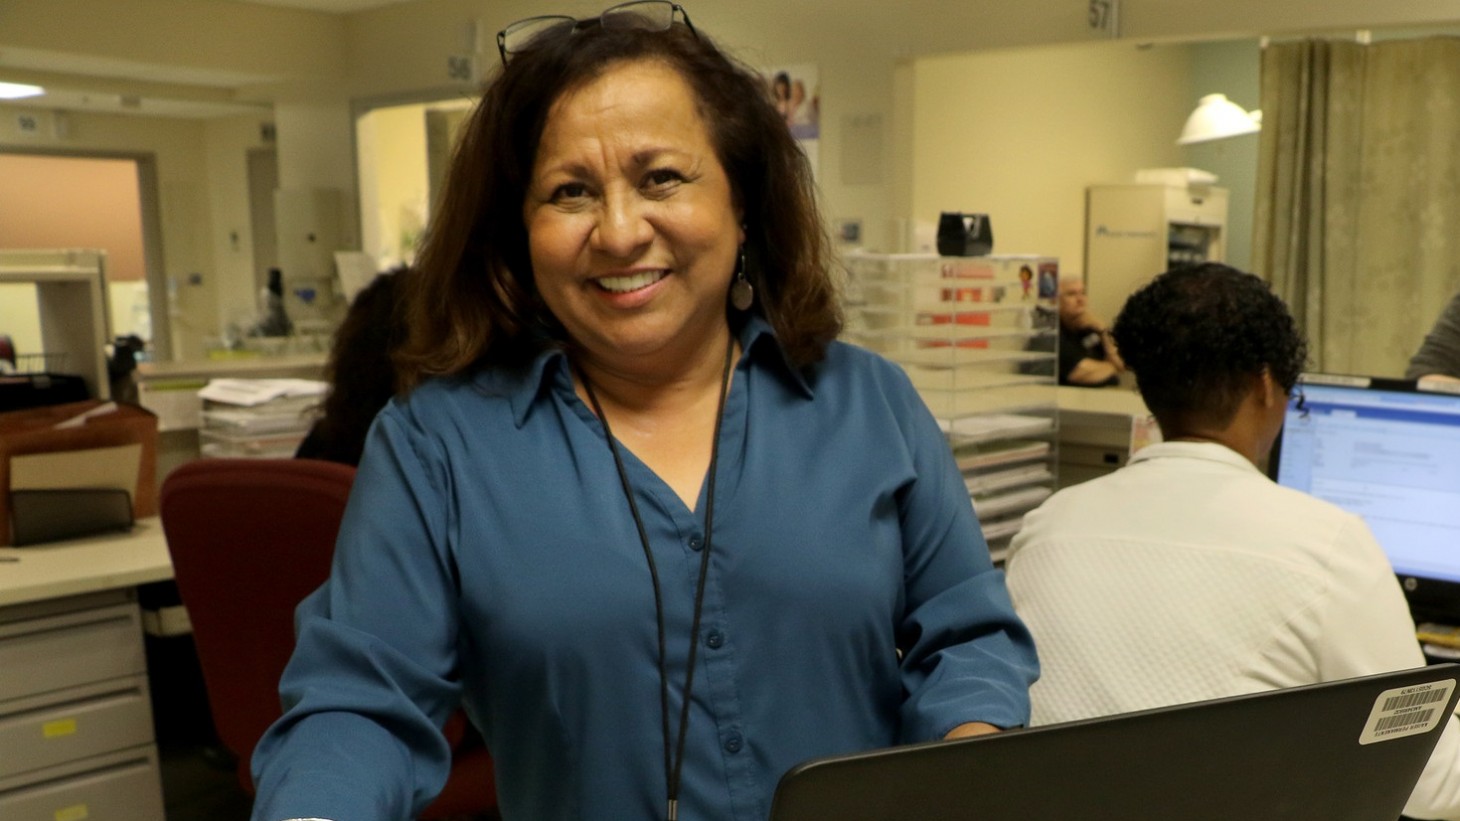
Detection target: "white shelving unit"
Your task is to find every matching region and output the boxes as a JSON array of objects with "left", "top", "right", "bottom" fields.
[
  {"left": 844, "top": 252, "right": 1060, "bottom": 560},
  {"left": 0, "top": 249, "right": 112, "bottom": 401}
]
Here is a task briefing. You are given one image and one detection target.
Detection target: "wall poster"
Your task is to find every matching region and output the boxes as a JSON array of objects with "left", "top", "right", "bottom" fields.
[{"left": 762, "top": 63, "right": 819, "bottom": 177}]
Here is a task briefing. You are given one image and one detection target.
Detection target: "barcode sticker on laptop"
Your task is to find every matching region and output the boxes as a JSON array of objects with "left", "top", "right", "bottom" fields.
[{"left": 1359, "top": 678, "right": 1456, "bottom": 745}]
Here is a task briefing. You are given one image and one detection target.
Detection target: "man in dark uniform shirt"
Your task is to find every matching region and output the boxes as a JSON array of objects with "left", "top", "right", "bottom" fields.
[{"left": 1057, "top": 277, "right": 1124, "bottom": 387}]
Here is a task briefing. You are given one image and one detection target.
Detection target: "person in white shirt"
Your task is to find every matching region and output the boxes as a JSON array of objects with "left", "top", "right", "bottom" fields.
[{"left": 1005, "top": 262, "right": 1460, "bottom": 820}]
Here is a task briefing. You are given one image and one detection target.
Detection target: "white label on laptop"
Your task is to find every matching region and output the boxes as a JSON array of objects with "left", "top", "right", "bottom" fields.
[{"left": 1359, "top": 679, "right": 1456, "bottom": 745}]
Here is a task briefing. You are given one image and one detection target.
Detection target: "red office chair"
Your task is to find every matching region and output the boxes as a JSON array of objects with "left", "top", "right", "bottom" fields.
[{"left": 159, "top": 457, "right": 496, "bottom": 818}]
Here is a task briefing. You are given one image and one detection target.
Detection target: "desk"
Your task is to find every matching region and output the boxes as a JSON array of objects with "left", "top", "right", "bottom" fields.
[
  {"left": 0, "top": 518, "right": 173, "bottom": 817},
  {"left": 0, "top": 518, "right": 172, "bottom": 607},
  {"left": 1055, "top": 386, "right": 1155, "bottom": 489}
]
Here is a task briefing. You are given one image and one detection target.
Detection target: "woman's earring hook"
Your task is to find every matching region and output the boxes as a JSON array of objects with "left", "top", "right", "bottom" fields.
[{"left": 730, "top": 245, "right": 754, "bottom": 311}]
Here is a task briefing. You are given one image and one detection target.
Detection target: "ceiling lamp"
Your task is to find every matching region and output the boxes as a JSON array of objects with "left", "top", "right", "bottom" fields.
[
  {"left": 1177, "top": 93, "right": 1261, "bottom": 145},
  {"left": 0, "top": 82, "right": 45, "bottom": 100}
]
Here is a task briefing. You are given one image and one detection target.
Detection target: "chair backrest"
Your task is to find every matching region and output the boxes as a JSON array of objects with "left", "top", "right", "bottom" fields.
[{"left": 159, "top": 457, "right": 356, "bottom": 771}]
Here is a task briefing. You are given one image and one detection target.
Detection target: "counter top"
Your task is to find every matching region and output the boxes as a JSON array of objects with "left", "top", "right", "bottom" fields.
[
  {"left": 0, "top": 517, "right": 173, "bottom": 608},
  {"left": 1056, "top": 385, "right": 1149, "bottom": 416},
  {"left": 136, "top": 354, "right": 326, "bottom": 383}
]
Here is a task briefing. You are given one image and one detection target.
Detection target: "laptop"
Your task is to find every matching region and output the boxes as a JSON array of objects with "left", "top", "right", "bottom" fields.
[{"left": 770, "top": 665, "right": 1460, "bottom": 821}]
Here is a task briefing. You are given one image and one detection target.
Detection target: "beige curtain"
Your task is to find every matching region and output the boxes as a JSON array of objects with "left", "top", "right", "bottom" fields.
[{"left": 1254, "top": 37, "right": 1460, "bottom": 376}]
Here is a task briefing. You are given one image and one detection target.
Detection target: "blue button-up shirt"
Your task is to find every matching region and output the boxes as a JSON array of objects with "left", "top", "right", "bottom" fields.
[{"left": 251, "top": 317, "right": 1037, "bottom": 821}]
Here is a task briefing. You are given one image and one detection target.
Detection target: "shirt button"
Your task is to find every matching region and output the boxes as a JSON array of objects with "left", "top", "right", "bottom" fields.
[
  {"left": 705, "top": 629, "right": 724, "bottom": 649},
  {"left": 688, "top": 535, "right": 704, "bottom": 551},
  {"left": 724, "top": 732, "right": 743, "bottom": 754}
]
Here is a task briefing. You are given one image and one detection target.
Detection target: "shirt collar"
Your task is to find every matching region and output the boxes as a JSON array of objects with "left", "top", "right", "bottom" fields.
[
  {"left": 1127, "top": 439, "right": 1264, "bottom": 476},
  {"left": 742, "top": 314, "right": 814, "bottom": 399},
  {"left": 486, "top": 314, "right": 812, "bottom": 428}
]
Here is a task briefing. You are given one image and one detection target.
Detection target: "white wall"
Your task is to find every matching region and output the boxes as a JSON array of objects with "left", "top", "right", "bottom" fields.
[
  {"left": 0, "top": 107, "right": 222, "bottom": 358},
  {"left": 906, "top": 40, "right": 1192, "bottom": 274},
  {"left": 356, "top": 103, "right": 430, "bottom": 268},
  {"left": 274, "top": 101, "right": 356, "bottom": 195},
  {"left": 1182, "top": 39, "right": 1262, "bottom": 273},
  {"left": 7, "top": 0, "right": 1460, "bottom": 359},
  {"left": 343, "top": 1, "right": 917, "bottom": 252},
  {"left": 336, "top": 0, "right": 1460, "bottom": 256},
  {"left": 0, "top": 0, "right": 345, "bottom": 90},
  {"left": 205, "top": 115, "right": 277, "bottom": 342}
]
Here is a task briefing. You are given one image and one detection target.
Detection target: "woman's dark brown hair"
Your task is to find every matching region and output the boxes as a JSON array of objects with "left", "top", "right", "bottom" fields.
[{"left": 396, "top": 20, "right": 840, "bottom": 389}]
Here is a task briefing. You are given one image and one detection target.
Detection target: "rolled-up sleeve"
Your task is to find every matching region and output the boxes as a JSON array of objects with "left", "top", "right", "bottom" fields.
[{"left": 890, "top": 372, "right": 1039, "bottom": 741}]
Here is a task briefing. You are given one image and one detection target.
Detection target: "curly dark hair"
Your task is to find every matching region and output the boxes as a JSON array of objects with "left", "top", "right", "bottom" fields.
[
  {"left": 396, "top": 17, "right": 840, "bottom": 388},
  {"left": 299, "top": 269, "right": 409, "bottom": 466},
  {"left": 1112, "top": 263, "right": 1308, "bottom": 431}
]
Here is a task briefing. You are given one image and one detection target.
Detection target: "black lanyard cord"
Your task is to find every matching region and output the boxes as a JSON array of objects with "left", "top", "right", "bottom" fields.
[{"left": 577, "top": 334, "right": 735, "bottom": 821}]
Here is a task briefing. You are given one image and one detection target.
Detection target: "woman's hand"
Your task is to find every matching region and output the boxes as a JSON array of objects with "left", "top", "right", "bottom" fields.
[{"left": 943, "top": 722, "right": 1002, "bottom": 740}]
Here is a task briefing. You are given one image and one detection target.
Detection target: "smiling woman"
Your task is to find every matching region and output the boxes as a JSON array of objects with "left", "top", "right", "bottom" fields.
[
  {"left": 396, "top": 3, "right": 842, "bottom": 379},
  {"left": 248, "top": 5, "right": 1038, "bottom": 821},
  {"left": 524, "top": 60, "right": 743, "bottom": 385}
]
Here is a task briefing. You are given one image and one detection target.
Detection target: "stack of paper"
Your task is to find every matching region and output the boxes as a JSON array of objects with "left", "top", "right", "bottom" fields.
[{"left": 198, "top": 378, "right": 327, "bottom": 459}]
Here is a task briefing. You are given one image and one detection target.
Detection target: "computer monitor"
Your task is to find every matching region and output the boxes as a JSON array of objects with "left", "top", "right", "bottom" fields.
[{"left": 1270, "top": 374, "right": 1460, "bottom": 622}]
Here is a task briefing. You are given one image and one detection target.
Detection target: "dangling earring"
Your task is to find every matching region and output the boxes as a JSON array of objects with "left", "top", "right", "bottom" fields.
[{"left": 730, "top": 245, "right": 754, "bottom": 311}]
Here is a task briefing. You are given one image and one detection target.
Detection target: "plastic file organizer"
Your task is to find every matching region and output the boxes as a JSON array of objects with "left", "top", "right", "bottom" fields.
[{"left": 843, "top": 252, "right": 1060, "bottom": 560}]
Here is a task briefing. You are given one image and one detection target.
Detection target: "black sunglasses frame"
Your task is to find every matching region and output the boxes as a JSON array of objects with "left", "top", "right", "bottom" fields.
[{"left": 495, "top": 1, "right": 697, "bottom": 65}]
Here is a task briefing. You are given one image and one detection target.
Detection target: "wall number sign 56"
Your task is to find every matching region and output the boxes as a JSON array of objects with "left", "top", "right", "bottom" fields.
[{"left": 1088, "top": 0, "right": 1119, "bottom": 37}]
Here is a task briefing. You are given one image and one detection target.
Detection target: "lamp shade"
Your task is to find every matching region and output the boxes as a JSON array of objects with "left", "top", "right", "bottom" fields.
[{"left": 1177, "top": 93, "right": 1260, "bottom": 145}]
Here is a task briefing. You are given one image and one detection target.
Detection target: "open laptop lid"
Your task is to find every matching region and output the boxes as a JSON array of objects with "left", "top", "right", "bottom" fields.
[{"left": 771, "top": 665, "right": 1460, "bottom": 821}]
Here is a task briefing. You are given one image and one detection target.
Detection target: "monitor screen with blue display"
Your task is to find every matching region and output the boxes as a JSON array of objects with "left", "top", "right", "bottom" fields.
[{"left": 1270, "top": 375, "right": 1460, "bottom": 621}]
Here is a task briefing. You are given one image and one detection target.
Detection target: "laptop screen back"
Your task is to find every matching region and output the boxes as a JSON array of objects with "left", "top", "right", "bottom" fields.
[{"left": 770, "top": 665, "right": 1460, "bottom": 821}]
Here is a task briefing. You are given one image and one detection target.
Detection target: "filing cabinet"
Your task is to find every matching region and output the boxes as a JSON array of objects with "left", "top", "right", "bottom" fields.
[{"left": 0, "top": 588, "right": 165, "bottom": 819}]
